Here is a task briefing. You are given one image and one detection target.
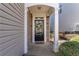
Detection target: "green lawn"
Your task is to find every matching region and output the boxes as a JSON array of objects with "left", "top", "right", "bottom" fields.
[
  {"left": 57, "top": 35, "right": 79, "bottom": 56},
  {"left": 70, "top": 35, "right": 79, "bottom": 42},
  {"left": 50, "top": 31, "right": 53, "bottom": 39}
]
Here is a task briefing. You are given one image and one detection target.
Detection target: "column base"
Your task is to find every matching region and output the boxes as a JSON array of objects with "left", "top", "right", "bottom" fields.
[{"left": 53, "top": 49, "right": 59, "bottom": 53}]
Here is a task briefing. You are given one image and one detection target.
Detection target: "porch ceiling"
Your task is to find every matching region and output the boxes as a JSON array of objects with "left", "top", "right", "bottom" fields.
[{"left": 28, "top": 5, "right": 54, "bottom": 16}]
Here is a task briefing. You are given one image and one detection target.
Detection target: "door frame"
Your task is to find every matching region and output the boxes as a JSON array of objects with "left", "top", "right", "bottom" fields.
[{"left": 32, "top": 17, "right": 47, "bottom": 43}]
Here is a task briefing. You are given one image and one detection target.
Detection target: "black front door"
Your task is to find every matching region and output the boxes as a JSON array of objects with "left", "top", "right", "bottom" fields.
[{"left": 35, "top": 20, "right": 44, "bottom": 41}]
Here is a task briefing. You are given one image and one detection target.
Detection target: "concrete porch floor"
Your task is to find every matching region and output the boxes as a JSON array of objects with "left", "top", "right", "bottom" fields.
[{"left": 25, "top": 42, "right": 55, "bottom": 56}]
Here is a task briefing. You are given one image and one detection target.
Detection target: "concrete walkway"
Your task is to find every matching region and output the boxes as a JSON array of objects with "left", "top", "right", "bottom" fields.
[{"left": 26, "top": 42, "right": 55, "bottom": 56}]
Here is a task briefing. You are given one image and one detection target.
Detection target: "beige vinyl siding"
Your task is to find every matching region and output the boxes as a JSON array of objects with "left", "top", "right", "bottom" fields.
[{"left": 0, "top": 3, "right": 24, "bottom": 56}]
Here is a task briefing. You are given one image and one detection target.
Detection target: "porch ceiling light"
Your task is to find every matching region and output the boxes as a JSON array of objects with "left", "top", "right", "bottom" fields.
[{"left": 37, "top": 6, "right": 41, "bottom": 10}]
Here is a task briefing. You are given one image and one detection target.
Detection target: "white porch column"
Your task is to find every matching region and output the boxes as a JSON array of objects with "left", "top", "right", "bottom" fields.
[
  {"left": 53, "top": 5, "right": 59, "bottom": 52},
  {"left": 44, "top": 16, "right": 47, "bottom": 43},
  {"left": 24, "top": 4, "right": 28, "bottom": 54}
]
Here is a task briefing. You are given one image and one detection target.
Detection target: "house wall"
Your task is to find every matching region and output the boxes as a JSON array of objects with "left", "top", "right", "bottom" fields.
[
  {"left": 46, "top": 17, "right": 50, "bottom": 42},
  {"left": 0, "top": 3, "right": 24, "bottom": 56},
  {"left": 59, "top": 3, "right": 79, "bottom": 32},
  {"left": 27, "top": 10, "right": 32, "bottom": 44}
]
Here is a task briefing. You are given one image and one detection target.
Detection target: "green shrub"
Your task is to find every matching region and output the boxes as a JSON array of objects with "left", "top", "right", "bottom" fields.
[{"left": 58, "top": 41, "right": 79, "bottom": 56}]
